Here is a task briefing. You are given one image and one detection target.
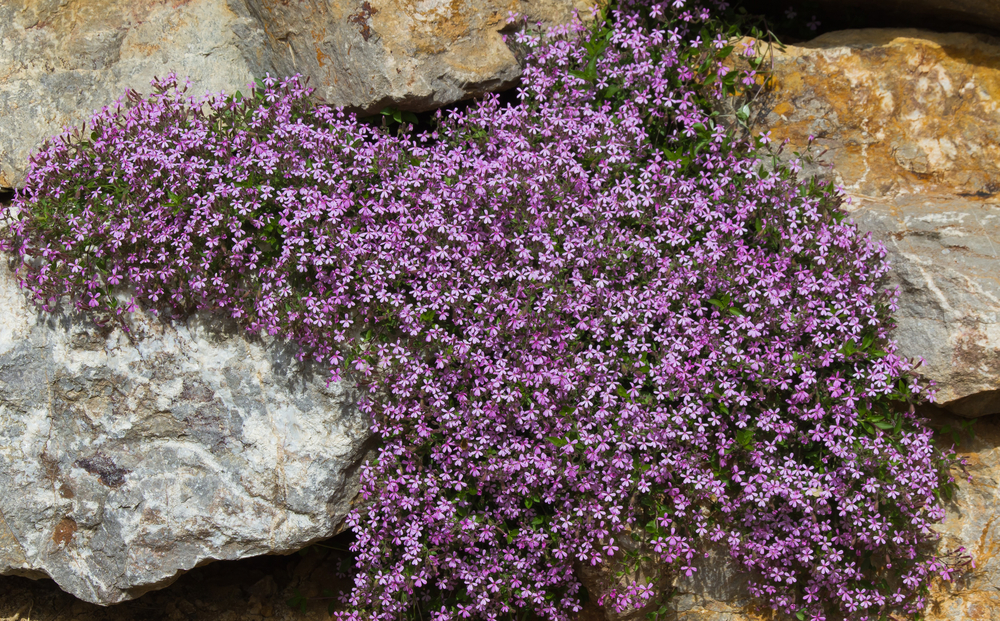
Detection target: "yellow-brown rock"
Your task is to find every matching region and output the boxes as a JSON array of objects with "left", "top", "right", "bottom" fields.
[
  {"left": 922, "top": 408, "right": 1000, "bottom": 621},
  {"left": 756, "top": 29, "right": 1000, "bottom": 200}
]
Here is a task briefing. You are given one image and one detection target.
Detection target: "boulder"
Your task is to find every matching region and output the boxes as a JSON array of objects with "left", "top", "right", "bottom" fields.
[
  {"left": 743, "top": 29, "right": 1000, "bottom": 417},
  {"left": 0, "top": 0, "right": 595, "bottom": 189},
  {"left": 0, "top": 256, "right": 374, "bottom": 605}
]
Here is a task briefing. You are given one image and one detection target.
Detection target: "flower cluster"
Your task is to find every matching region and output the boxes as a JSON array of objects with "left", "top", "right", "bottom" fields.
[{"left": 1, "top": 1, "right": 966, "bottom": 620}]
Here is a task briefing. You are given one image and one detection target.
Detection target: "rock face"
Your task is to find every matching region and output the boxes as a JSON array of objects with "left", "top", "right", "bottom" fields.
[
  {"left": 0, "top": 0, "right": 595, "bottom": 189},
  {"left": 0, "top": 257, "right": 373, "bottom": 605},
  {"left": 747, "top": 29, "right": 1000, "bottom": 417},
  {"left": 923, "top": 408, "right": 1000, "bottom": 621},
  {"left": 854, "top": 197, "right": 1000, "bottom": 417}
]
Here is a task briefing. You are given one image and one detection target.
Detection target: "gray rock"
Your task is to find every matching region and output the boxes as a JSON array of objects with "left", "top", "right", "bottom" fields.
[
  {"left": 852, "top": 195, "right": 1000, "bottom": 417},
  {"left": 0, "top": 256, "right": 373, "bottom": 605},
  {"left": 0, "top": 0, "right": 595, "bottom": 189}
]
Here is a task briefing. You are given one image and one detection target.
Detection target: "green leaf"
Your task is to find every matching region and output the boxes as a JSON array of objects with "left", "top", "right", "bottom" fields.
[
  {"left": 547, "top": 436, "right": 568, "bottom": 448},
  {"left": 736, "top": 427, "right": 754, "bottom": 447}
]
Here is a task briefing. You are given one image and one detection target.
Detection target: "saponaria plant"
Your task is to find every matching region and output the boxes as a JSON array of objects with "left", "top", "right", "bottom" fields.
[{"left": 0, "top": 0, "right": 972, "bottom": 620}]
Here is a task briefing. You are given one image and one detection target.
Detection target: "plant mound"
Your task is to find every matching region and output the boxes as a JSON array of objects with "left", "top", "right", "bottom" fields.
[{"left": 1, "top": 1, "right": 967, "bottom": 620}]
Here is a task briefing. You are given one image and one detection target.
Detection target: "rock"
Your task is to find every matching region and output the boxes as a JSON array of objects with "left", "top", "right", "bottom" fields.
[
  {"left": 853, "top": 196, "right": 1000, "bottom": 417},
  {"left": 0, "top": 0, "right": 258, "bottom": 190},
  {"left": 0, "top": 0, "right": 595, "bottom": 190},
  {"left": 0, "top": 256, "right": 374, "bottom": 605},
  {"left": 920, "top": 407, "right": 1000, "bottom": 621},
  {"left": 755, "top": 29, "right": 1000, "bottom": 200},
  {"left": 742, "top": 30, "right": 1000, "bottom": 417}
]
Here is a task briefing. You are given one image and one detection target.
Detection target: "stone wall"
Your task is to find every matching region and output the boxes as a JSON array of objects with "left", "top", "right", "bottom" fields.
[{"left": 3, "top": 0, "right": 1000, "bottom": 619}]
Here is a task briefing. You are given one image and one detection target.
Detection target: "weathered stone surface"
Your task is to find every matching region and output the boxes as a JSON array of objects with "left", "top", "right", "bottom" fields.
[
  {"left": 241, "top": 0, "right": 596, "bottom": 113},
  {"left": 853, "top": 196, "right": 1000, "bottom": 416},
  {"left": 757, "top": 29, "right": 1000, "bottom": 200},
  {"left": 0, "top": 0, "right": 595, "bottom": 189},
  {"left": 0, "top": 0, "right": 258, "bottom": 190},
  {"left": 0, "top": 256, "right": 373, "bottom": 605},
  {"left": 921, "top": 407, "right": 1000, "bottom": 621},
  {"left": 743, "top": 30, "right": 1000, "bottom": 416}
]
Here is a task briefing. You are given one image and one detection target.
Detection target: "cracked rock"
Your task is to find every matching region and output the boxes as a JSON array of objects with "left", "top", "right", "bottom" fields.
[{"left": 0, "top": 257, "right": 373, "bottom": 605}]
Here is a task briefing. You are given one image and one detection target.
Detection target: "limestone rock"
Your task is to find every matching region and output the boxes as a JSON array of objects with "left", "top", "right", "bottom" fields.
[
  {"left": 853, "top": 196, "right": 1000, "bottom": 417},
  {"left": 743, "top": 30, "right": 1000, "bottom": 417},
  {"left": 0, "top": 0, "right": 258, "bottom": 190},
  {"left": 921, "top": 407, "right": 1000, "bottom": 621},
  {"left": 0, "top": 256, "right": 373, "bottom": 605},
  {"left": 0, "top": 0, "right": 595, "bottom": 189},
  {"left": 755, "top": 29, "right": 1000, "bottom": 200}
]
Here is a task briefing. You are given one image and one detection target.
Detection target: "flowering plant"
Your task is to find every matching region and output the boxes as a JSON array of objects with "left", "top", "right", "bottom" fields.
[{"left": 0, "top": 1, "right": 969, "bottom": 620}]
